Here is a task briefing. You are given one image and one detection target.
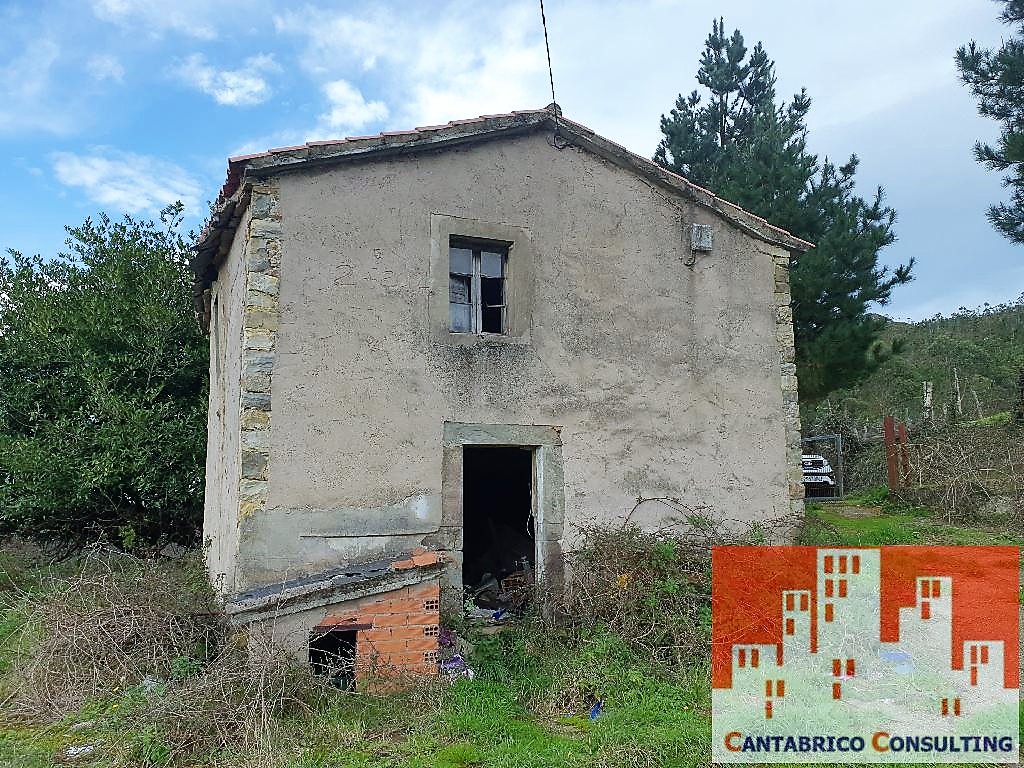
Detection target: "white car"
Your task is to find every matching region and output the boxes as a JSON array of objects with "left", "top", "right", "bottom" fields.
[
  {"left": 801, "top": 454, "right": 834, "bottom": 474},
  {"left": 802, "top": 454, "right": 836, "bottom": 492}
]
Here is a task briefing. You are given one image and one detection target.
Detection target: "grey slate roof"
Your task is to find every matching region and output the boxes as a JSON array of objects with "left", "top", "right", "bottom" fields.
[{"left": 226, "top": 553, "right": 445, "bottom": 625}]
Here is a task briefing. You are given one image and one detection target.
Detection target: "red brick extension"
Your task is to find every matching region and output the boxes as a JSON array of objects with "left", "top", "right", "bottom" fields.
[{"left": 316, "top": 549, "right": 442, "bottom": 681}]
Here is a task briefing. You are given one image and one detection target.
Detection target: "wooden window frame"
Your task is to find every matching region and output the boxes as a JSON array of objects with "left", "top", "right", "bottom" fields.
[
  {"left": 448, "top": 237, "right": 509, "bottom": 335},
  {"left": 429, "top": 214, "right": 535, "bottom": 346}
]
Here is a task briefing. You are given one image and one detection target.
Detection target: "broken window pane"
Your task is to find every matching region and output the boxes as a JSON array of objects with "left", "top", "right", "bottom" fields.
[
  {"left": 480, "top": 250, "right": 504, "bottom": 278},
  {"left": 449, "top": 247, "right": 473, "bottom": 275},
  {"left": 482, "top": 306, "right": 503, "bottom": 333},
  {"left": 450, "top": 302, "right": 472, "bottom": 332},
  {"left": 448, "top": 238, "right": 509, "bottom": 335},
  {"left": 449, "top": 274, "right": 471, "bottom": 304},
  {"left": 481, "top": 276, "right": 504, "bottom": 308}
]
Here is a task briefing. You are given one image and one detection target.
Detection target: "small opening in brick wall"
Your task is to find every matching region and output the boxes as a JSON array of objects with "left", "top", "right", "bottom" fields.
[
  {"left": 309, "top": 628, "right": 357, "bottom": 690},
  {"left": 424, "top": 625, "right": 440, "bottom": 637},
  {"left": 423, "top": 599, "right": 440, "bottom": 611},
  {"left": 423, "top": 650, "right": 439, "bottom": 664}
]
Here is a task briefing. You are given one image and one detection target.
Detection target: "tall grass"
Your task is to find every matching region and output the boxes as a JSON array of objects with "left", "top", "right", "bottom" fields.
[{"left": 0, "top": 524, "right": 731, "bottom": 767}]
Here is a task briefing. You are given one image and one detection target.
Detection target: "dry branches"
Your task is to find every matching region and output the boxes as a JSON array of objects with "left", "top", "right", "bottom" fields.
[
  {"left": 897, "top": 424, "right": 1023, "bottom": 521},
  {"left": 552, "top": 505, "right": 776, "bottom": 668},
  {"left": 0, "top": 547, "right": 328, "bottom": 765}
]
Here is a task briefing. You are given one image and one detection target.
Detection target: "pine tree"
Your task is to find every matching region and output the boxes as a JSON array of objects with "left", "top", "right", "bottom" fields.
[
  {"left": 655, "top": 19, "right": 914, "bottom": 399},
  {"left": 957, "top": 0, "right": 1024, "bottom": 243}
]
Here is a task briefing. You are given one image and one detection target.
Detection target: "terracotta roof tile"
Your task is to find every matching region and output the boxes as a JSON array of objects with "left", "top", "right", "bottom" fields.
[{"left": 212, "top": 109, "right": 536, "bottom": 205}]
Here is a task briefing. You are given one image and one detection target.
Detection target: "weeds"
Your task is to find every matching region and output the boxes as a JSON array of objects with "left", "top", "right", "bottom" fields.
[
  {"left": 1, "top": 547, "right": 220, "bottom": 722},
  {"left": 554, "top": 507, "right": 784, "bottom": 668},
  {"left": 0, "top": 534, "right": 718, "bottom": 767},
  {"left": 0, "top": 547, "right": 336, "bottom": 766}
]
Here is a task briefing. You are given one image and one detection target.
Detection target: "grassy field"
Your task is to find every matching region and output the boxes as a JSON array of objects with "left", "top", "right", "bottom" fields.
[{"left": 1, "top": 494, "right": 1021, "bottom": 768}]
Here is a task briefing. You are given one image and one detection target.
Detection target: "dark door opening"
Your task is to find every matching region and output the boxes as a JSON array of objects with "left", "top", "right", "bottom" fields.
[
  {"left": 309, "top": 628, "right": 357, "bottom": 690},
  {"left": 462, "top": 446, "right": 535, "bottom": 601}
]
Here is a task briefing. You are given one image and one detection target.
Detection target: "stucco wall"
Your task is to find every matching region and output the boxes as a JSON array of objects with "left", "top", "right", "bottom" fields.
[
  {"left": 203, "top": 207, "right": 249, "bottom": 593},
  {"left": 230, "top": 131, "right": 798, "bottom": 590}
]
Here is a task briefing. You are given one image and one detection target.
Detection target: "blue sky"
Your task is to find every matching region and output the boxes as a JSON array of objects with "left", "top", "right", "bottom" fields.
[{"left": 1, "top": 0, "right": 1019, "bottom": 320}]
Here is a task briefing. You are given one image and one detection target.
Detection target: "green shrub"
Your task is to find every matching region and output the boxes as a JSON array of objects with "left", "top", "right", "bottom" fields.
[{"left": 0, "top": 205, "right": 207, "bottom": 548}]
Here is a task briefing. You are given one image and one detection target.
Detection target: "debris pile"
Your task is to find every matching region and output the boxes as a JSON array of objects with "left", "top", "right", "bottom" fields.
[{"left": 464, "top": 555, "right": 533, "bottom": 623}]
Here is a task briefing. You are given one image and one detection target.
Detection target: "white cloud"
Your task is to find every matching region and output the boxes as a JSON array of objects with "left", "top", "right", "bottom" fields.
[
  {"left": 316, "top": 80, "right": 388, "bottom": 134},
  {"left": 91, "top": 0, "right": 217, "bottom": 39},
  {"left": 273, "top": 9, "right": 394, "bottom": 74},
  {"left": 0, "top": 38, "right": 70, "bottom": 134},
  {"left": 86, "top": 53, "right": 124, "bottom": 83},
  {"left": 51, "top": 148, "right": 203, "bottom": 216},
  {"left": 172, "top": 53, "right": 279, "bottom": 106},
  {"left": 274, "top": 3, "right": 548, "bottom": 138}
]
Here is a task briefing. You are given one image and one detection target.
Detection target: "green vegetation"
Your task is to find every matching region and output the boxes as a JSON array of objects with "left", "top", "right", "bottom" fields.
[
  {"left": 957, "top": 0, "right": 1024, "bottom": 243},
  {"left": 804, "top": 296, "right": 1024, "bottom": 431},
  {"left": 2, "top": 499, "right": 1021, "bottom": 767},
  {"left": 301, "top": 632, "right": 710, "bottom": 768},
  {"left": 800, "top": 500, "right": 1024, "bottom": 547},
  {"left": 0, "top": 544, "right": 710, "bottom": 768},
  {"left": 655, "top": 18, "right": 913, "bottom": 398},
  {"left": 802, "top": 298, "right": 1024, "bottom": 518},
  {"left": 0, "top": 206, "right": 207, "bottom": 548}
]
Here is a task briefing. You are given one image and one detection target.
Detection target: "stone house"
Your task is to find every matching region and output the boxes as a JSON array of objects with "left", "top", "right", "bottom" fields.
[{"left": 192, "top": 104, "right": 809, "bottom": 681}]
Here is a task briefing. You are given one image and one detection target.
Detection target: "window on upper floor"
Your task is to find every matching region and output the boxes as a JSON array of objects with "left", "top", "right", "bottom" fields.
[{"left": 449, "top": 237, "right": 509, "bottom": 334}]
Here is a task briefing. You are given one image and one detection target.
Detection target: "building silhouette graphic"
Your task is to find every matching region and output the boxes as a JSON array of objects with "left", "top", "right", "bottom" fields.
[{"left": 712, "top": 547, "right": 1018, "bottom": 764}]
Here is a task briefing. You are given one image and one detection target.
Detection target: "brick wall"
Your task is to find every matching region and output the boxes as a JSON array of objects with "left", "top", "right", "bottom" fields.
[{"left": 316, "top": 552, "right": 442, "bottom": 682}]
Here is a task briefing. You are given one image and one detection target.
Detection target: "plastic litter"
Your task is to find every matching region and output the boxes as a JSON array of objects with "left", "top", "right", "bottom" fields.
[
  {"left": 65, "top": 745, "right": 97, "bottom": 760},
  {"left": 440, "top": 653, "right": 475, "bottom": 680}
]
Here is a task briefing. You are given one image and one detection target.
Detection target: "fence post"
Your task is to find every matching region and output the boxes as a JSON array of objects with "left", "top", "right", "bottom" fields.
[
  {"left": 835, "top": 433, "right": 845, "bottom": 500},
  {"left": 897, "top": 422, "right": 910, "bottom": 486},
  {"left": 883, "top": 415, "right": 899, "bottom": 492}
]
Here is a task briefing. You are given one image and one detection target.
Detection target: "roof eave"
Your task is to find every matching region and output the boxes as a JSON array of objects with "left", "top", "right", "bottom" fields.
[{"left": 551, "top": 115, "right": 812, "bottom": 253}]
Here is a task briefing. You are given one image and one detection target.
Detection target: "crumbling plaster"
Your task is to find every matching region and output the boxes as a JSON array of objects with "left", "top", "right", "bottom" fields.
[{"left": 212, "top": 129, "right": 802, "bottom": 594}]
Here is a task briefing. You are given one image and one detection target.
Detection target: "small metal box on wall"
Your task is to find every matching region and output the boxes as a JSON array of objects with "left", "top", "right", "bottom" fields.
[{"left": 690, "top": 223, "right": 714, "bottom": 252}]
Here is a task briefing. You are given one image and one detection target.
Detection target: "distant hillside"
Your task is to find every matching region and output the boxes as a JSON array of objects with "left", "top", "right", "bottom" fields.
[{"left": 803, "top": 295, "right": 1024, "bottom": 432}]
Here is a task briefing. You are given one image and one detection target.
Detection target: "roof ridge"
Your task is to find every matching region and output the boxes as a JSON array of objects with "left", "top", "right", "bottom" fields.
[
  {"left": 224, "top": 109, "right": 552, "bottom": 171},
  {"left": 192, "top": 105, "right": 811, "bottom": 319},
  {"left": 213, "top": 108, "right": 554, "bottom": 209}
]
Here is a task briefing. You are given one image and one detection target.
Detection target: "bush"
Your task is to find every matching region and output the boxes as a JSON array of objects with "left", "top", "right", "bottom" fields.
[
  {"left": 0, "top": 205, "right": 207, "bottom": 548},
  {"left": 1, "top": 548, "right": 221, "bottom": 721},
  {"left": 896, "top": 422, "right": 1023, "bottom": 521},
  {"left": 551, "top": 514, "right": 770, "bottom": 669}
]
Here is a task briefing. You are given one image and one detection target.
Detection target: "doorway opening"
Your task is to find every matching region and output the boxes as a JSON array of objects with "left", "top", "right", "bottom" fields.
[
  {"left": 309, "top": 628, "right": 357, "bottom": 690},
  {"left": 462, "top": 446, "right": 535, "bottom": 607}
]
